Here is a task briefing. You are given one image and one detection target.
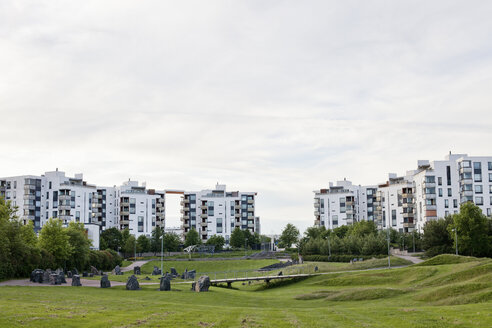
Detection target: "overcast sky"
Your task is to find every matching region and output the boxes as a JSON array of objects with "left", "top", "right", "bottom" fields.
[{"left": 1, "top": 1, "right": 492, "bottom": 235}]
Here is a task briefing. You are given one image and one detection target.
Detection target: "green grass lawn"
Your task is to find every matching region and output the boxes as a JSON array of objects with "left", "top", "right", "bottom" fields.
[{"left": 2, "top": 256, "right": 492, "bottom": 327}]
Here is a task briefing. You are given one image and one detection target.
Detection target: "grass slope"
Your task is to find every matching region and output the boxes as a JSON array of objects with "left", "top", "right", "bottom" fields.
[{"left": 1, "top": 256, "right": 492, "bottom": 327}]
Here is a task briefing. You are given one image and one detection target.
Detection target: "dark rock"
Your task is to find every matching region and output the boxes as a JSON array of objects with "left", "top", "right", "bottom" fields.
[
  {"left": 67, "top": 271, "right": 73, "bottom": 278},
  {"left": 314, "top": 266, "right": 319, "bottom": 272},
  {"left": 49, "top": 274, "right": 62, "bottom": 285},
  {"left": 278, "top": 271, "right": 283, "bottom": 276},
  {"left": 82, "top": 271, "right": 88, "bottom": 277},
  {"left": 191, "top": 282, "right": 196, "bottom": 291},
  {"left": 159, "top": 275, "right": 171, "bottom": 291},
  {"left": 187, "top": 270, "right": 196, "bottom": 280},
  {"left": 143, "top": 276, "right": 151, "bottom": 281},
  {"left": 59, "top": 272, "right": 67, "bottom": 283},
  {"left": 31, "top": 269, "right": 44, "bottom": 283},
  {"left": 126, "top": 275, "right": 140, "bottom": 290},
  {"left": 72, "top": 275, "right": 82, "bottom": 287},
  {"left": 170, "top": 267, "right": 178, "bottom": 276},
  {"left": 193, "top": 276, "right": 210, "bottom": 292},
  {"left": 42, "top": 270, "right": 51, "bottom": 284},
  {"left": 134, "top": 266, "right": 141, "bottom": 275},
  {"left": 100, "top": 275, "right": 111, "bottom": 288},
  {"left": 113, "top": 265, "right": 123, "bottom": 275},
  {"left": 90, "top": 266, "right": 99, "bottom": 275},
  {"left": 89, "top": 273, "right": 94, "bottom": 278},
  {"left": 151, "top": 266, "right": 161, "bottom": 276},
  {"left": 72, "top": 268, "right": 79, "bottom": 276}
]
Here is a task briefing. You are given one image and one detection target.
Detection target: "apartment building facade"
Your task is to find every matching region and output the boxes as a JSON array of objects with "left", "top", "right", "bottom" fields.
[
  {"left": 181, "top": 184, "right": 260, "bottom": 244},
  {"left": 314, "top": 153, "right": 492, "bottom": 233}
]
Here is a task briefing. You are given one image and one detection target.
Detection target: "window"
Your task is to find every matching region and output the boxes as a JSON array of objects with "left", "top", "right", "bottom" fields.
[
  {"left": 425, "top": 187, "right": 436, "bottom": 194},
  {"left": 490, "top": 196, "right": 492, "bottom": 205},
  {"left": 462, "top": 161, "right": 471, "bottom": 168},
  {"left": 463, "top": 184, "right": 473, "bottom": 191},
  {"left": 445, "top": 199, "right": 449, "bottom": 208},
  {"left": 447, "top": 188, "right": 452, "bottom": 197},
  {"left": 474, "top": 162, "right": 482, "bottom": 170},
  {"left": 446, "top": 166, "right": 451, "bottom": 185},
  {"left": 475, "top": 197, "right": 484, "bottom": 205},
  {"left": 489, "top": 173, "right": 492, "bottom": 182},
  {"left": 332, "top": 215, "right": 338, "bottom": 227},
  {"left": 475, "top": 185, "right": 483, "bottom": 194},
  {"left": 489, "top": 186, "right": 492, "bottom": 193},
  {"left": 489, "top": 162, "right": 492, "bottom": 170},
  {"left": 438, "top": 188, "right": 443, "bottom": 197},
  {"left": 453, "top": 199, "right": 458, "bottom": 208},
  {"left": 76, "top": 211, "right": 80, "bottom": 222},
  {"left": 487, "top": 208, "right": 491, "bottom": 217},
  {"left": 130, "top": 198, "right": 136, "bottom": 204},
  {"left": 475, "top": 174, "right": 482, "bottom": 182},
  {"left": 367, "top": 189, "right": 373, "bottom": 195},
  {"left": 392, "top": 210, "right": 396, "bottom": 226},
  {"left": 13, "top": 181, "right": 17, "bottom": 188},
  {"left": 52, "top": 211, "right": 57, "bottom": 218},
  {"left": 438, "top": 177, "right": 442, "bottom": 185},
  {"left": 425, "top": 176, "right": 435, "bottom": 183},
  {"left": 49, "top": 181, "right": 52, "bottom": 189}
]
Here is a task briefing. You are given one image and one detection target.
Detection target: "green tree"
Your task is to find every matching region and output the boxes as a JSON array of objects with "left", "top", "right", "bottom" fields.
[
  {"left": 248, "top": 232, "right": 261, "bottom": 248},
  {"left": 230, "top": 227, "right": 245, "bottom": 248},
  {"left": 279, "top": 223, "right": 300, "bottom": 248},
  {"left": 123, "top": 235, "right": 136, "bottom": 258},
  {"left": 348, "top": 221, "right": 377, "bottom": 238},
  {"left": 450, "top": 202, "right": 491, "bottom": 257},
  {"left": 332, "top": 225, "right": 349, "bottom": 239},
  {"left": 20, "top": 221, "right": 37, "bottom": 247},
  {"left": 163, "top": 232, "right": 181, "bottom": 252},
  {"left": 150, "top": 226, "right": 164, "bottom": 253},
  {"left": 184, "top": 228, "right": 200, "bottom": 247},
  {"left": 38, "top": 218, "right": 72, "bottom": 267},
  {"left": 137, "top": 235, "right": 150, "bottom": 253},
  {"left": 100, "top": 227, "right": 123, "bottom": 252},
  {"left": 422, "top": 216, "right": 454, "bottom": 257},
  {"left": 206, "top": 235, "right": 225, "bottom": 251},
  {"left": 66, "top": 222, "right": 92, "bottom": 270},
  {"left": 121, "top": 228, "right": 130, "bottom": 248}
]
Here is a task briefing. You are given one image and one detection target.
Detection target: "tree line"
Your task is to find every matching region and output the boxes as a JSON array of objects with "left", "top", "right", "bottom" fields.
[{"left": 0, "top": 197, "right": 121, "bottom": 281}]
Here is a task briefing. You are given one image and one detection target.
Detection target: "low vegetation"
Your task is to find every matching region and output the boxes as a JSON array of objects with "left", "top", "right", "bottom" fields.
[{"left": 1, "top": 255, "right": 492, "bottom": 326}]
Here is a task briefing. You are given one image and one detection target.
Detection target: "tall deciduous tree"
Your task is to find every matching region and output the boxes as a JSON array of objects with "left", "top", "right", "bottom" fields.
[
  {"left": 422, "top": 216, "right": 454, "bottom": 257},
  {"left": 184, "top": 228, "right": 201, "bottom": 247},
  {"left": 206, "top": 235, "right": 225, "bottom": 251},
  {"left": 100, "top": 227, "right": 123, "bottom": 251},
  {"left": 450, "top": 202, "right": 491, "bottom": 257},
  {"left": 279, "top": 223, "right": 300, "bottom": 248},
  {"left": 66, "top": 222, "right": 92, "bottom": 270},
  {"left": 230, "top": 227, "right": 245, "bottom": 248},
  {"left": 38, "top": 218, "right": 72, "bottom": 267},
  {"left": 163, "top": 232, "right": 181, "bottom": 252},
  {"left": 137, "top": 235, "right": 150, "bottom": 253},
  {"left": 150, "top": 226, "right": 164, "bottom": 253}
]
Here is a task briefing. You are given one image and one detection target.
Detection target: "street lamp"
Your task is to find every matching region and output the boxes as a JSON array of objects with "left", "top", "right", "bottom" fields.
[
  {"left": 160, "top": 233, "right": 164, "bottom": 275},
  {"left": 453, "top": 228, "right": 458, "bottom": 255}
]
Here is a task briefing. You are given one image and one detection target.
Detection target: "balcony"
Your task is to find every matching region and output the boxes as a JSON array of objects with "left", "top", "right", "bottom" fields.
[
  {"left": 402, "top": 212, "right": 414, "bottom": 218},
  {"left": 24, "top": 184, "right": 36, "bottom": 191},
  {"left": 120, "top": 219, "right": 129, "bottom": 225},
  {"left": 234, "top": 205, "right": 241, "bottom": 210},
  {"left": 59, "top": 215, "right": 72, "bottom": 221},
  {"left": 156, "top": 202, "right": 164, "bottom": 208},
  {"left": 200, "top": 230, "right": 208, "bottom": 236},
  {"left": 182, "top": 222, "right": 190, "bottom": 228},
  {"left": 425, "top": 194, "right": 436, "bottom": 199},
  {"left": 423, "top": 181, "right": 436, "bottom": 188},
  {"left": 120, "top": 210, "right": 130, "bottom": 216},
  {"left": 23, "top": 194, "right": 36, "bottom": 201},
  {"left": 92, "top": 203, "right": 102, "bottom": 208},
  {"left": 346, "top": 201, "right": 354, "bottom": 206},
  {"left": 403, "top": 222, "right": 415, "bottom": 228},
  {"left": 200, "top": 205, "right": 207, "bottom": 210},
  {"left": 247, "top": 199, "right": 254, "bottom": 204},
  {"left": 346, "top": 209, "right": 354, "bottom": 215},
  {"left": 314, "top": 219, "right": 321, "bottom": 226},
  {"left": 314, "top": 210, "right": 319, "bottom": 216},
  {"left": 181, "top": 215, "right": 189, "bottom": 220},
  {"left": 460, "top": 190, "right": 473, "bottom": 197},
  {"left": 235, "top": 213, "right": 240, "bottom": 218},
  {"left": 460, "top": 166, "right": 472, "bottom": 174},
  {"left": 248, "top": 222, "right": 255, "bottom": 228},
  {"left": 120, "top": 201, "right": 130, "bottom": 207},
  {"left": 200, "top": 221, "right": 208, "bottom": 227},
  {"left": 401, "top": 193, "right": 413, "bottom": 198},
  {"left": 423, "top": 204, "right": 437, "bottom": 210},
  {"left": 248, "top": 215, "right": 254, "bottom": 220},
  {"left": 201, "top": 213, "right": 208, "bottom": 219},
  {"left": 402, "top": 202, "right": 414, "bottom": 208}
]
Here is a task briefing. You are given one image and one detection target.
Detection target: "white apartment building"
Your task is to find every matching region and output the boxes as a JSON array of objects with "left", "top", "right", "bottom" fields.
[
  {"left": 314, "top": 153, "right": 492, "bottom": 233},
  {"left": 118, "top": 180, "right": 166, "bottom": 238},
  {"left": 181, "top": 184, "right": 260, "bottom": 244}
]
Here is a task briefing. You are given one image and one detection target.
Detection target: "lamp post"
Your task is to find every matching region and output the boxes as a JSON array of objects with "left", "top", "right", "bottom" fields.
[
  {"left": 160, "top": 233, "right": 164, "bottom": 275},
  {"left": 454, "top": 228, "right": 458, "bottom": 255}
]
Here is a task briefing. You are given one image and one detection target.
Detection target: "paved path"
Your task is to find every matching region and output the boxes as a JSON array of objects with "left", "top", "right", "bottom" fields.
[
  {"left": 393, "top": 254, "right": 424, "bottom": 264},
  {"left": 0, "top": 277, "right": 159, "bottom": 288},
  {"left": 121, "top": 260, "right": 150, "bottom": 273}
]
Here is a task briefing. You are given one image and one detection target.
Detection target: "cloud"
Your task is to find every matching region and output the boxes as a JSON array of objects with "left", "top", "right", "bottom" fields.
[{"left": 1, "top": 0, "right": 492, "bottom": 233}]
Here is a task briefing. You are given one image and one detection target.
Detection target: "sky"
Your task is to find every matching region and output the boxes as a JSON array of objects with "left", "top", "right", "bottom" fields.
[{"left": 1, "top": 1, "right": 492, "bottom": 235}]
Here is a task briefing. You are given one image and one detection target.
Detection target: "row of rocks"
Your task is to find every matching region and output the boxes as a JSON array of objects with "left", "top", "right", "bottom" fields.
[{"left": 30, "top": 269, "right": 67, "bottom": 285}]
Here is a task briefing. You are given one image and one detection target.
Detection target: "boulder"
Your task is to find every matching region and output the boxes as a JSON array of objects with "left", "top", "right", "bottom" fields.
[
  {"left": 100, "top": 275, "right": 111, "bottom": 288},
  {"left": 278, "top": 271, "right": 283, "bottom": 276},
  {"left": 143, "top": 276, "right": 151, "bottom": 281},
  {"left": 170, "top": 267, "right": 178, "bottom": 276},
  {"left": 89, "top": 273, "right": 94, "bottom": 278},
  {"left": 42, "top": 270, "right": 51, "bottom": 284},
  {"left": 159, "top": 274, "right": 171, "bottom": 291},
  {"left": 134, "top": 266, "right": 141, "bottom": 275},
  {"left": 71, "top": 275, "right": 82, "bottom": 287},
  {"left": 151, "top": 266, "right": 161, "bottom": 276},
  {"left": 187, "top": 270, "right": 196, "bottom": 280},
  {"left": 90, "top": 266, "right": 99, "bottom": 275},
  {"left": 31, "top": 269, "right": 44, "bottom": 283},
  {"left": 72, "top": 268, "right": 79, "bottom": 276},
  {"left": 49, "top": 274, "right": 62, "bottom": 285},
  {"left": 193, "top": 276, "right": 211, "bottom": 292},
  {"left": 126, "top": 275, "right": 140, "bottom": 290},
  {"left": 67, "top": 271, "right": 73, "bottom": 278},
  {"left": 59, "top": 271, "right": 67, "bottom": 284},
  {"left": 113, "top": 265, "right": 123, "bottom": 275},
  {"left": 82, "top": 271, "right": 88, "bottom": 277}
]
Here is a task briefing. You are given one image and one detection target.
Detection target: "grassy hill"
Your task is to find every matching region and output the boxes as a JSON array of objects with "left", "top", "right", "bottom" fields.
[{"left": 1, "top": 256, "right": 492, "bottom": 327}]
